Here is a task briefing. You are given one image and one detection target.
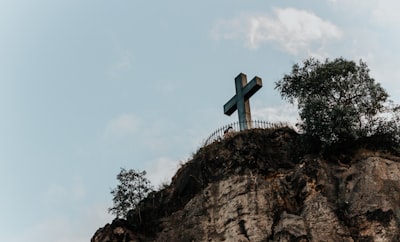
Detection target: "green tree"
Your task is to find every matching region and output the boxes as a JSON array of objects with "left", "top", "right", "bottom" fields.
[
  {"left": 109, "top": 168, "right": 153, "bottom": 219},
  {"left": 275, "top": 57, "right": 391, "bottom": 148}
]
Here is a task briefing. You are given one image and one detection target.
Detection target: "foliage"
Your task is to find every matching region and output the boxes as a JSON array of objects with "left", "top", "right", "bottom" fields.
[
  {"left": 109, "top": 168, "right": 153, "bottom": 218},
  {"left": 370, "top": 102, "right": 400, "bottom": 152},
  {"left": 275, "top": 57, "right": 399, "bottom": 150}
]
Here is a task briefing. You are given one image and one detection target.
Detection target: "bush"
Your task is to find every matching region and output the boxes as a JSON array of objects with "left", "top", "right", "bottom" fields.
[
  {"left": 276, "top": 57, "right": 399, "bottom": 151},
  {"left": 109, "top": 168, "right": 153, "bottom": 219}
]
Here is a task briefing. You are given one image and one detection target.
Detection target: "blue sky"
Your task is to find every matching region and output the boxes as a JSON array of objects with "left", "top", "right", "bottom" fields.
[{"left": 1, "top": 0, "right": 399, "bottom": 241}]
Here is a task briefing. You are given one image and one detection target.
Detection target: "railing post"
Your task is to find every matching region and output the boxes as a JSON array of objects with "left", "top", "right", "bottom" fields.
[{"left": 203, "top": 120, "right": 292, "bottom": 146}]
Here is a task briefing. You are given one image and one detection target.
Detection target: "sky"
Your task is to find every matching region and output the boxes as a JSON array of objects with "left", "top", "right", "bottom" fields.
[{"left": 1, "top": 0, "right": 400, "bottom": 241}]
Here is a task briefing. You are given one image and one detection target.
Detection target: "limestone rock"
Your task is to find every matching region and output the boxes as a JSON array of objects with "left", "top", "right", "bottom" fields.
[
  {"left": 91, "top": 219, "right": 138, "bottom": 242},
  {"left": 91, "top": 128, "right": 400, "bottom": 242}
]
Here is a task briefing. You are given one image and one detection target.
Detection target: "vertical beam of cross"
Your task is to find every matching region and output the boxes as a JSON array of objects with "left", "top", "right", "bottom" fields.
[{"left": 223, "top": 73, "right": 263, "bottom": 131}]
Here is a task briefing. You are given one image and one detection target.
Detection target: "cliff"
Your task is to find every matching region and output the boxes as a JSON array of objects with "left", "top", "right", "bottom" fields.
[{"left": 92, "top": 127, "right": 400, "bottom": 241}]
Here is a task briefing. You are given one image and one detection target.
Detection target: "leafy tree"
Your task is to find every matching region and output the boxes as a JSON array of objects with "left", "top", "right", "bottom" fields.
[
  {"left": 109, "top": 168, "right": 153, "bottom": 219},
  {"left": 275, "top": 57, "right": 393, "bottom": 148}
]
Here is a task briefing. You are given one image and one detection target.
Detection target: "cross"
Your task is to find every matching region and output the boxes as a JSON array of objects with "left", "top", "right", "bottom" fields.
[{"left": 223, "top": 73, "right": 263, "bottom": 131}]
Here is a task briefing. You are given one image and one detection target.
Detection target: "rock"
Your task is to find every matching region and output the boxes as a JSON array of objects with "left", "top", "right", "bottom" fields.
[
  {"left": 91, "top": 219, "right": 139, "bottom": 242},
  {"left": 274, "top": 211, "right": 307, "bottom": 240},
  {"left": 91, "top": 128, "right": 400, "bottom": 242}
]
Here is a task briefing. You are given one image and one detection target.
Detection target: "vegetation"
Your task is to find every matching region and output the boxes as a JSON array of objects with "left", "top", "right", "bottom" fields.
[
  {"left": 109, "top": 168, "right": 153, "bottom": 219},
  {"left": 105, "top": 57, "right": 400, "bottom": 229},
  {"left": 275, "top": 57, "right": 400, "bottom": 151}
]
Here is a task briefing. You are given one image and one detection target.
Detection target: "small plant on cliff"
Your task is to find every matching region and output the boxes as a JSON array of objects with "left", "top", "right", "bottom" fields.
[
  {"left": 109, "top": 168, "right": 153, "bottom": 219},
  {"left": 275, "top": 57, "right": 400, "bottom": 150}
]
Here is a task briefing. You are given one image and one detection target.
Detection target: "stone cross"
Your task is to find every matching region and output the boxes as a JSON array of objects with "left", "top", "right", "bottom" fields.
[{"left": 224, "top": 73, "right": 263, "bottom": 131}]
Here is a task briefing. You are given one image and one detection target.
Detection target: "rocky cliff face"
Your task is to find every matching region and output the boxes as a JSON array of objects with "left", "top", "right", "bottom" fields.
[{"left": 92, "top": 128, "right": 400, "bottom": 242}]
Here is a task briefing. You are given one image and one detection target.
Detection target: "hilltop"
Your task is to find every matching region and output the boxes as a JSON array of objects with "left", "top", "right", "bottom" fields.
[{"left": 92, "top": 127, "right": 400, "bottom": 241}]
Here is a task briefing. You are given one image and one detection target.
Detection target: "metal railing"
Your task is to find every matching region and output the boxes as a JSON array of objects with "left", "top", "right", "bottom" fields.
[{"left": 202, "top": 120, "right": 291, "bottom": 146}]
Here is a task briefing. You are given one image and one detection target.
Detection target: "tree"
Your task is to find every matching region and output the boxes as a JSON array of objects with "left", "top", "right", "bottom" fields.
[
  {"left": 275, "top": 57, "right": 391, "bottom": 148},
  {"left": 109, "top": 168, "right": 153, "bottom": 219}
]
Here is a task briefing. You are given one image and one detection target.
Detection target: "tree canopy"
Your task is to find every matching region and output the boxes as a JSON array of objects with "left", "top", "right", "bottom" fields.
[
  {"left": 109, "top": 168, "right": 153, "bottom": 218},
  {"left": 275, "top": 57, "right": 398, "bottom": 149}
]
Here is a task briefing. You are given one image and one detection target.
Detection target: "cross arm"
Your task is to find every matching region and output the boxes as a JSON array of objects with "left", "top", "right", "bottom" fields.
[
  {"left": 243, "top": 76, "right": 262, "bottom": 100},
  {"left": 224, "top": 95, "right": 237, "bottom": 116}
]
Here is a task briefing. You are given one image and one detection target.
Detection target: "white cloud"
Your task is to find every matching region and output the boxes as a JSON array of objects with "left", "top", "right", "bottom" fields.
[
  {"left": 146, "top": 157, "right": 180, "bottom": 188},
  {"left": 327, "top": 0, "right": 400, "bottom": 25},
  {"left": 211, "top": 8, "right": 342, "bottom": 55},
  {"left": 104, "top": 113, "right": 138, "bottom": 139},
  {"left": 372, "top": 0, "right": 400, "bottom": 25},
  {"left": 253, "top": 103, "right": 299, "bottom": 126}
]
